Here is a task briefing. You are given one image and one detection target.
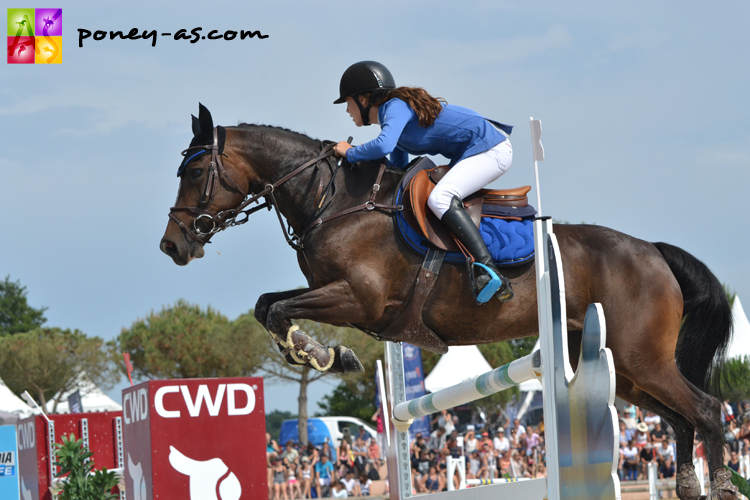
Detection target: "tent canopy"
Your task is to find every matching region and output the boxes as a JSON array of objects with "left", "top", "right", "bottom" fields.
[
  {"left": 46, "top": 372, "right": 122, "bottom": 414},
  {"left": 0, "top": 377, "right": 34, "bottom": 417},
  {"left": 727, "top": 296, "right": 750, "bottom": 360}
]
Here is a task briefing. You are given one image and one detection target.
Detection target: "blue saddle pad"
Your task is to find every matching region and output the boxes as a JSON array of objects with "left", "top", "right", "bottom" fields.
[{"left": 394, "top": 186, "right": 536, "bottom": 267}]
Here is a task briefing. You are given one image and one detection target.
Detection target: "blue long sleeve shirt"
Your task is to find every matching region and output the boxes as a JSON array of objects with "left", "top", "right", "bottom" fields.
[{"left": 345, "top": 98, "right": 512, "bottom": 168}]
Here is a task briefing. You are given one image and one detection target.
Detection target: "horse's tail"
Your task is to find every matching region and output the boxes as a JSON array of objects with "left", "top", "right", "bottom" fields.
[{"left": 653, "top": 242, "right": 732, "bottom": 395}]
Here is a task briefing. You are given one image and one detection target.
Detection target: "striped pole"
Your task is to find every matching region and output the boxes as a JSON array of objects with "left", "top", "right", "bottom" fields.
[{"left": 392, "top": 350, "right": 540, "bottom": 429}]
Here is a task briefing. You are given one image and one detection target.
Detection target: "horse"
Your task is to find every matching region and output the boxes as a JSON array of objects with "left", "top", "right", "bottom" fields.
[{"left": 159, "top": 105, "right": 736, "bottom": 500}]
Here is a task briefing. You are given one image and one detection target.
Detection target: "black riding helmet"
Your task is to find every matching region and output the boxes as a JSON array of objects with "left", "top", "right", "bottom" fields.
[{"left": 334, "top": 61, "right": 395, "bottom": 126}]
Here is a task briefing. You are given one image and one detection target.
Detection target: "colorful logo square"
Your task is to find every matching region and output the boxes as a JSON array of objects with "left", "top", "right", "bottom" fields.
[
  {"left": 7, "top": 8, "right": 62, "bottom": 64},
  {"left": 7, "top": 35, "right": 34, "bottom": 63},
  {"left": 35, "top": 35, "right": 60, "bottom": 63},
  {"left": 35, "top": 8, "right": 61, "bottom": 36}
]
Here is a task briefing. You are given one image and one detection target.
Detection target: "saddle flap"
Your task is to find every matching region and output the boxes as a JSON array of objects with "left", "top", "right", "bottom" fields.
[{"left": 409, "top": 169, "right": 463, "bottom": 252}]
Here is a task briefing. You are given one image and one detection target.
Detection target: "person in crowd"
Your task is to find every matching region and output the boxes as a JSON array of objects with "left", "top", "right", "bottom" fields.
[
  {"left": 656, "top": 438, "right": 675, "bottom": 467},
  {"left": 320, "top": 441, "right": 334, "bottom": 461},
  {"left": 728, "top": 451, "right": 741, "bottom": 472},
  {"left": 267, "top": 433, "right": 281, "bottom": 464},
  {"left": 302, "top": 443, "right": 319, "bottom": 468},
  {"left": 725, "top": 419, "right": 740, "bottom": 452},
  {"left": 444, "top": 437, "right": 461, "bottom": 459},
  {"left": 634, "top": 422, "right": 651, "bottom": 449},
  {"left": 315, "top": 453, "right": 335, "bottom": 498},
  {"left": 479, "top": 431, "right": 493, "bottom": 451},
  {"left": 283, "top": 440, "right": 300, "bottom": 467},
  {"left": 465, "top": 429, "right": 478, "bottom": 454},
  {"left": 443, "top": 412, "right": 456, "bottom": 435},
  {"left": 331, "top": 480, "right": 349, "bottom": 498},
  {"left": 617, "top": 444, "right": 624, "bottom": 481},
  {"left": 723, "top": 400, "right": 735, "bottom": 425},
  {"left": 526, "top": 426, "right": 542, "bottom": 457},
  {"left": 639, "top": 443, "right": 656, "bottom": 480},
  {"left": 498, "top": 449, "right": 511, "bottom": 477},
  {"left": 271, "top": 457, "right": 289, "bottom": 500},
  {"left": 659, "top": 456, "right": 677, "bottom": 497},
  {"left": 494, "top": 427, "right": 510, "bottom": 455},
  {"left": 466, "top": 450, "right": 482, "bottom": 479},
  {"left": 411, "top": 433, "right": 426, "bottom": 457},
  {"left": 299, "top": 457, "right": 313, "bottom": 499},
  {"left": 431, "top": 409, "right": 451, "bottom": 430},
  {"left": 482, "top": 442, "right": 499, "bottom": 479},
  {"left": 622, "top": 403, "right": 642, "bottom": 430},
  {"left": 356, "top": 426, "right": 371, "bottom": 446},
  {"left": 352, "top": 436, "right": 368, "bottom": 474},
  {"left": 338, "top": 439, "right": 354, "bottom": 477},
  {"left": 420, "top": 465, "right": 443, "bottom": 494},
  {"left": 287, "top": 462, "right": 302, "bottom": 499},
  {"left": 650, "top": 422, "right": 667, "bottom": 445},
  {"left": 622, "top": 439, "right": 639, "bottom": 480},
  {"left": 428, "top": 427, "right": 447, "bottom": 453},
  {"left": 512, "top": 419, "right": 527, "bottom": 440},
  {"left": 644, "top": 410, "right": 661, "bottom": 431},
  {"left": 368, "top": 437, "right": 381, "bottom": 470},
  {"left": 412, "top": 449, "right": 432, "bottom": 493},
  {"left": 358, "top": 471, "right": 372, "bottom": 497},
  {"left": 619, "top": 420, "right": 633, "bottom": 448},
  {"left": 371, "top": 408, "right": 386, "bottom": 460},
  {"left": 341, "top": 470, "right": 359, "bottom": 497}
]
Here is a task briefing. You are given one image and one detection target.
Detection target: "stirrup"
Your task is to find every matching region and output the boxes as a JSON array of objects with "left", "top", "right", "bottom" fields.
[{"left": 468, "top": 262, "right": 513, "bottom": 304}]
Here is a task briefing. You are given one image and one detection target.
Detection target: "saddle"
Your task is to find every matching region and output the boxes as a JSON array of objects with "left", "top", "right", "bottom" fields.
[{"left": 401, "top": 165, "right": 531, "bottom": 253}]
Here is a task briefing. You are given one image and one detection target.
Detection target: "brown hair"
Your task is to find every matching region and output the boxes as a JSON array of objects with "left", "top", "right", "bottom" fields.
[{"left": 366, "top": 86, "right": 446, "bottom": 127}]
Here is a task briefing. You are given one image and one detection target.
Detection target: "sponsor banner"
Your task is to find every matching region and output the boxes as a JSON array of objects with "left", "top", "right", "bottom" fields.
[
  {"left": 402, "top": 344, "right": 431, "bottom": 439},
  {"left": 123, "top": 377, "right": 267, "bottom": 500},
  {"left": 0, "top": 425, "right": 19, "bottom": 499}
]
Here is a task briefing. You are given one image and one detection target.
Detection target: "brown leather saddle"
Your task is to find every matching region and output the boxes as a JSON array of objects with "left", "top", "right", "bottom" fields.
[{"left": 400, "top": 165, "right": 531, "bottom": 253}]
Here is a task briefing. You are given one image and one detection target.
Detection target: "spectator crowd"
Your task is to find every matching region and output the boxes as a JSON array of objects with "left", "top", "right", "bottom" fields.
[{"left": 267, "top": 400, "right": 750, "bottom": 498}]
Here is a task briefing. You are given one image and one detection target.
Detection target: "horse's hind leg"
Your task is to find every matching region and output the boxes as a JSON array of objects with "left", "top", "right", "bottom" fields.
[
  {"left": 264, "top": 279, "right": 384, "bottom": 374},
  {"left": 624, "top": 365, "right": 736, "bottom": 500},
  {"left": 616, "top": 376, "right": 703, "bottom": 500}
]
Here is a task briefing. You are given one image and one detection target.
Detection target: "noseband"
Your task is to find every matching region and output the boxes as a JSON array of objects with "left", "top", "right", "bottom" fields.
[{"left": 169, "top": 127, "right": 339, "bottom": 247}]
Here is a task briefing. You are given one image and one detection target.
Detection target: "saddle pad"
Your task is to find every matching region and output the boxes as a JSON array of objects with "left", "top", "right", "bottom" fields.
[{"left": 395, "top": 194, "right": 535, "bottom": 266}]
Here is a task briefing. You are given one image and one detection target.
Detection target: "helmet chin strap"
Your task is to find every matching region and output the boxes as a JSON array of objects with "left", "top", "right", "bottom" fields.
[{"left": 354, "top": 97, "right": 373, "bottom": 126}]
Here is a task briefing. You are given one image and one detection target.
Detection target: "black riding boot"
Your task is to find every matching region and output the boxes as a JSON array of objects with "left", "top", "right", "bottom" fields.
[{"left": 441, "top": 196, "right": 514, "bottom": 303}]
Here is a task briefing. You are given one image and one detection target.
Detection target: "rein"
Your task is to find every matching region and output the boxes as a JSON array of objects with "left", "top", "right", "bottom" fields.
[{"left": 169, "top": 126, "right": 402, "bottom": 253}]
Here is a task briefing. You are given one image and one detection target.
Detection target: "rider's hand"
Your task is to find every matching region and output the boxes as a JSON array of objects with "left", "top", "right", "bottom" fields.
[{"left": 334, "top": 141, "right": 353, "bottom": 158}]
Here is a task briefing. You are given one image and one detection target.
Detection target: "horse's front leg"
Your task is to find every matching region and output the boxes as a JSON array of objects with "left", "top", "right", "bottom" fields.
[
  {"left": 255, "top": 288, "right": 314, "bottom": 367},
  {"left": 265, "top": 279, "right": 379, "bottom": 374}
]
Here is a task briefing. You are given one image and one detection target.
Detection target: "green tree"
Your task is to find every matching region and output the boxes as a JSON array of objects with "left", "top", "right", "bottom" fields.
[
  {"left": 0, "top": 328, "right": 116, "bottom": 412},
  {"left": 719, "top": 356, "right": 750, "bottom": 401},
  {"left": 116, "top": 300, "right": 263, "bottom": 380},
  {"left": 0, "top": 275, "right": 47, "bottom": 336}
]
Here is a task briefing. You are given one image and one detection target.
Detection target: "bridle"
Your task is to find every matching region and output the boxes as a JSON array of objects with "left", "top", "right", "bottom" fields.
[{"left": 168, "top": 127, "right": 345, "bottom": 249}]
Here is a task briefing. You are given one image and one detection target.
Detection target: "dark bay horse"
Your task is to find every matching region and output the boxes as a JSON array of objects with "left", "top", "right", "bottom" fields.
[{"left": 160, "top": 106, "right": 735, "bottom": 499}]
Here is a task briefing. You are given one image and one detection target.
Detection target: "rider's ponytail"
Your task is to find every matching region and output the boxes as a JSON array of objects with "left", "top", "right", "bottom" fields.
[{"left": 367, "top": 87, "right": 446, "bottom": 128}]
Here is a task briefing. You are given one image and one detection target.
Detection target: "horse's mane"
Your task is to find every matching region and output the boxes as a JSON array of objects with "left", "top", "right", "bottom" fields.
[{"left": 235, "top": 123, "right": 322, "bottom": 147}]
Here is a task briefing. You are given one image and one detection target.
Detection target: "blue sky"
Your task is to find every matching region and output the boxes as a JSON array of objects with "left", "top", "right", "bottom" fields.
[{"left": 1, "top": 1, "right": 748, "bottom": 413}]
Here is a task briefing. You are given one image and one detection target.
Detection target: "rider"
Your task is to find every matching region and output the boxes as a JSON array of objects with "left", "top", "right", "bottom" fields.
[{"left": 333, "top": 61, "right": 514, "bottom": 303}]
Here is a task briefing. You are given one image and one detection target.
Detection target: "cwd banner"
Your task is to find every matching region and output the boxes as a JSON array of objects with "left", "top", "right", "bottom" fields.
[
  {"left": 402, "top": 343, "right": 430, "bottom": 439},
  {"left": 122, "top": 378, "right": 267, "bottom": 500},
  {"left": 0, "top": 425, "right": 19, "bottom": 500}
]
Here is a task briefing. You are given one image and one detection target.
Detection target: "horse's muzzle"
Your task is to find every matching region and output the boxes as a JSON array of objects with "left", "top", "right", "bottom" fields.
[{"left": 160, "top": 237, "right": 205, "bottom": 265}]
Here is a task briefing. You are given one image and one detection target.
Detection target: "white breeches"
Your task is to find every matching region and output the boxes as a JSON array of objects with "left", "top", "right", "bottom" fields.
[{"left": 427, "top": 139, "right": 513, "bottom": 219}]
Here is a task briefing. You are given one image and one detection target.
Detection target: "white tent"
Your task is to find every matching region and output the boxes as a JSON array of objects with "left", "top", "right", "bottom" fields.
[
  {"left": 0, "top": 376, "right": 34, "bottom": 418},
  {"left": 46, "top": 372, "right": 122, "bottom": 414},
  {"left": 727, "top": 296, "right": 750, "bottom": 360},
  {"left": 424, "top": 345, "right": 494, "bottom": 393}
]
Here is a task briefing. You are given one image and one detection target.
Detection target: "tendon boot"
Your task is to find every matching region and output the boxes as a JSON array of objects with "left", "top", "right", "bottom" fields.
[{"left": 441, "top": 196, "right": 514, "bottom": 304}]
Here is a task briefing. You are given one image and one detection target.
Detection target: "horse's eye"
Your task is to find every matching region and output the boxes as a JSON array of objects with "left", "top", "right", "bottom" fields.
[{"left": 191, "top": 169, "right": 203, "bottom": 179}]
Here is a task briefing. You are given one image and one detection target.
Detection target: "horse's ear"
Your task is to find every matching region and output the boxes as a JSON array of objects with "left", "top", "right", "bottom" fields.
[
  {"left": 191, "top": 114, "right": 201, "bottom": 138},
  {"left": 198, "top": 102, "right": 214, "bottom": 137}
]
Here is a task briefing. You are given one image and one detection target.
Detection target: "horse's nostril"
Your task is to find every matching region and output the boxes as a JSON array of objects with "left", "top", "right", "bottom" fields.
[{"left": 160, "top": 239, "right": 177, "bottom": 256}]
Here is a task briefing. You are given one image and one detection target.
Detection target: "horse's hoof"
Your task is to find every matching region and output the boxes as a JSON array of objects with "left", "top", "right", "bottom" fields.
[
  {"left": 710, "top": 468, "right": 738, "bottom": 500},
  {"left": 333, "top": 346, "right": 364, "bottom": 373},
  {"left": 676, "top": 463, "right": 702, "bottom": 500}
]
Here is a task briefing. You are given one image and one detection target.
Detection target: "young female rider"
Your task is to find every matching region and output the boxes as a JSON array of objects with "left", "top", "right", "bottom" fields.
[{"left": 333, "top": 61, "right": 514, "bottom": 303}]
